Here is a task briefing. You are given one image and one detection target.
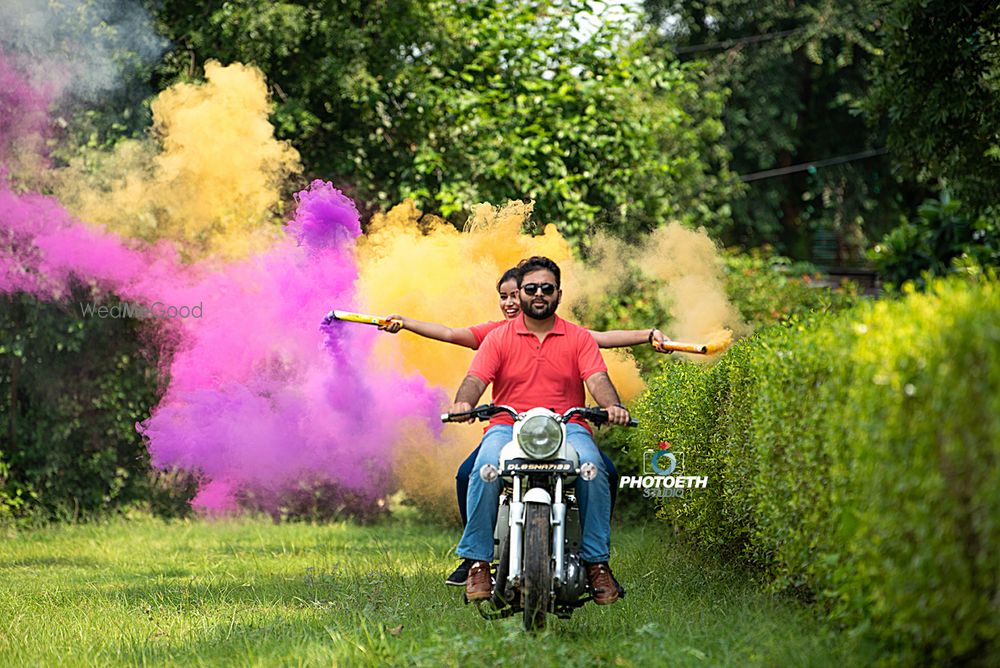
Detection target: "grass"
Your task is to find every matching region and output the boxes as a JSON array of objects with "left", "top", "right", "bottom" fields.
[{"left": 0, "top": 515, "right": 881, "bottom": 667}]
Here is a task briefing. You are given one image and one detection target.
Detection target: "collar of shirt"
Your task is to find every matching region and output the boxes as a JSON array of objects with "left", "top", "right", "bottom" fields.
[{"left": 512, "top": 312, "right": 567, "bottom": 339}]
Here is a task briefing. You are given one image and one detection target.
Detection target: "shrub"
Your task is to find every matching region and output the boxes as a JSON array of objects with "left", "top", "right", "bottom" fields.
[
  {"left": 721, "top": 249, "right": 858, "bottom": 327},
  {"left": 0, "top": 288, "right": 193, "bottom": 521},
  {"left": 631, "top": 275, "right": 999, "bottom": 663},
  {"left": 870, "top": 194, "right": 1000, "bottom": 288}
]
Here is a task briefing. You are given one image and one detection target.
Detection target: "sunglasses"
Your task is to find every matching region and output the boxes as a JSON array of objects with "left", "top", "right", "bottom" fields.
[{"left": 521, "top": 282, "right": 557, "bottom": 296}]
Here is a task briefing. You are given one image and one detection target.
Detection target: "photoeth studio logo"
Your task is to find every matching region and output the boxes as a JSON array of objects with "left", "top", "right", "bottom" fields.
[{"left": 620, "top": 441, "right": 708, "bottom": 499}]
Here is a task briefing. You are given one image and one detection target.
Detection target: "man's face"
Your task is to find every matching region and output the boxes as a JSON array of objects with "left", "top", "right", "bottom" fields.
[{"left": 519, "top": 269, "right": 561, "bottom": 320}]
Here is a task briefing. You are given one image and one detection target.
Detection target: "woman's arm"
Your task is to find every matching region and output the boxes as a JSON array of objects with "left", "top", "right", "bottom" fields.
[
  {"left": 591, "top": 328, "right": 666, "bottom": 349},
  {"left": 379, "top": 315, "right": 479, "bottom": 349}
]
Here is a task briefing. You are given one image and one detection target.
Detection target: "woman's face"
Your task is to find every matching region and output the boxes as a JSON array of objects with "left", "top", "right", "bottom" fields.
[{"left": 498, "top": 278, "right": 520, "bottom": 319}]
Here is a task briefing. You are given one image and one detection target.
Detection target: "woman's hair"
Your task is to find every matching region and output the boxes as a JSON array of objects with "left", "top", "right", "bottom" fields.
[{"left": 496, "top": 267, "right": 519, "bottom": 292}]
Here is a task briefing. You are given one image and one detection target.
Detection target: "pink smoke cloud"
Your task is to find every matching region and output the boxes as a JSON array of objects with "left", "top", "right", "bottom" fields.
[{"left": 0, "top": 57, "right": 445, "bottom": 512}]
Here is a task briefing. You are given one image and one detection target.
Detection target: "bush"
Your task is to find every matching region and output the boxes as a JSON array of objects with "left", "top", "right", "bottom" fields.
[
  {"left": 0, "top": 288, "right": 193, "bottom": 521},
  {"left": 631, "top": 275, "right": 1000, "bottom": 664},
  {"left": 870, "top": 194, "right": 1000, "bottom": 288},
  {"left": 721, "top": 249, "right": 858, "bottom": 327}
]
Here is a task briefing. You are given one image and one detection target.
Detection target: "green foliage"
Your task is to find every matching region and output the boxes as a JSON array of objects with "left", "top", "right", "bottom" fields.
[
  {"left": 870, "top": 193, "right": 1000, "bottom": 287},
  {"left": 152, "top": 0, "right": 736, "bottom": 245},
  {"left": 866, "top": 0, "right": 1000, "bottom": 211},
  {"left": 395, "top": 1, "right": 737, "bottom": 244},
  {"left": 631, "top": 275, "right": 1000, "bottom": 663},
  {"left": 720, "top": 250, "right": 858, "bottom": 327},
  {"left": 642, "top": 0, "right": 922, "bottom": 261},
  {"left": 0, "top": 288, "right": 193, "bottom": 521}
]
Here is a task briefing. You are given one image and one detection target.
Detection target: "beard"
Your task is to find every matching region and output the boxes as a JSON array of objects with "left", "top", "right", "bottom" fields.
[{"left": 520, "top": 293, "right": 559, "bottom": 320}]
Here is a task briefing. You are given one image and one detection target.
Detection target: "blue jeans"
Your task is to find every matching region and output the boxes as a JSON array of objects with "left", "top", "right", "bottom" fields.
[
  {"left": 456, "top": 423, "right": 612, "bottom": 563},
  {"left": 456, "top": 443, "right": 619, "bottom": 525}
]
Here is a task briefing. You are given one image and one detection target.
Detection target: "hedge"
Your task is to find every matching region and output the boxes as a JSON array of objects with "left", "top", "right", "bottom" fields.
[
  {"left": 0, "top": 288, "right": 196, "bottom": 522},
  {"left": 631, "top": 276, "right": 999, "bottom": 664}
]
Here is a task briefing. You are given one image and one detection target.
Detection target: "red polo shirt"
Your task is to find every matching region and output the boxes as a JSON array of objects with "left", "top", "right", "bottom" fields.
[
  {"left": 469, "top": 320, "right": 504, "bottom": 348},
  {"left": 467, "top": 314, "right": 607, "bottom": 430}
]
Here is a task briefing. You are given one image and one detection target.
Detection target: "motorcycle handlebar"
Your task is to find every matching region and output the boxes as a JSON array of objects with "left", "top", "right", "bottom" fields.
[
  {"left": 562, "top": 406, "right": 639, "bottom": 428},
  {"left": 440, "top": 404, "right": 638, "bottom": 427},
  {"left": 440, "top": 404, "right": 517, "bottom": 423}
]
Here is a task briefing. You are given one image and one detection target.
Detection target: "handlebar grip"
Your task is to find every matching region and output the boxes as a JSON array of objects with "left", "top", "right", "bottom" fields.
[{"left": 441, "top": 411, "right": 475, "bottom": 423}]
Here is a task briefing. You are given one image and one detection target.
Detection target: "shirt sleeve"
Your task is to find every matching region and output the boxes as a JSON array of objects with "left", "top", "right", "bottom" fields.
[
  {"left": 576, "top": 330, "right": 608, "bottom": 380},
  {"left": 468, "top": 329, "right": 502, "bottom": 385},
  {"left": 468, "top": 320, "right": 502, "bottom": 347}
]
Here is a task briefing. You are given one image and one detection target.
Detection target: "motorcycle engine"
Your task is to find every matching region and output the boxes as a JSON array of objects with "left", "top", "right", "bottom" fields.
[{"left": 555, "top": 553, "right": 589, "bottom": 600}]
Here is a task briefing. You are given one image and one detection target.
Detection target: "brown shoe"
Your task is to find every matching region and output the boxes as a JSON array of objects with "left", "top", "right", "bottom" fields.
[
  {"left": 465, "top": 561, "right": 492, "bottom": 601},
  {"left": 587, "top": 563, "right": 620, "bottom": 605}
]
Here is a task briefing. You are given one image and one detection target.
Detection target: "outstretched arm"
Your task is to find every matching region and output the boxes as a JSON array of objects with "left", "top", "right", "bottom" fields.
[
  {"left": 584, "top": 371, "right": 630, "bottom": 426},
  {"left": 379, "top": 314, "right": 479, "bottom": 349},
  {"left": 590, "top": 328, "right": 666, "bottom": 349}
]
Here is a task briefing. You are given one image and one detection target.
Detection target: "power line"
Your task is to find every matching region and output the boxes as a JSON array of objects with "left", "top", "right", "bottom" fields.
[
  {"left": 673, "top": 27, "right": 806, "bottom": 55},
  {"left": 738, "top": 148, "right": 888, "bottom": 182}
]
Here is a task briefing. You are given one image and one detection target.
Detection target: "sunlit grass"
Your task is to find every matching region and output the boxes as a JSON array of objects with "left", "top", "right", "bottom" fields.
[{"left": 0, "top": 515, "right": 880, "bottom": 666}]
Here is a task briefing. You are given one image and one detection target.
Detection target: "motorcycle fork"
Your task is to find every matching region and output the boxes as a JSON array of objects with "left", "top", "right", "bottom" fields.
[
  {"left": 508, "top": 476, "right": 524, "bottom": 586},
  {"left": 551, "top": 476, "right": 566, "bottom": 586}
]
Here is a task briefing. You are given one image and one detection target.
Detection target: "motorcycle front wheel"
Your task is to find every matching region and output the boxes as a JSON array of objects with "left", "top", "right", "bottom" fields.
[{"left": 521, "top": 501, "right": 551, "bottom": 631}]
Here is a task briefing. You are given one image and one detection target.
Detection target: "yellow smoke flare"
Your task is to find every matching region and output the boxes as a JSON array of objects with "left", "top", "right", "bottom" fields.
[{"left": 56, "top": 61, "right": 300, "bottom": 260}]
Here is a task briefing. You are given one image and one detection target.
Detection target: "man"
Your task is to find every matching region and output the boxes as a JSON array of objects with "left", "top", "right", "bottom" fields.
[{"left": 447, "top": 256, "right": 630, "bottom": 606}]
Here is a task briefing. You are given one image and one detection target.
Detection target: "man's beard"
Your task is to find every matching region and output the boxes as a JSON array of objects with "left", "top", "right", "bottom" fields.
[{"left": 520, "top": 294, "right": 559, "bottom": 320}]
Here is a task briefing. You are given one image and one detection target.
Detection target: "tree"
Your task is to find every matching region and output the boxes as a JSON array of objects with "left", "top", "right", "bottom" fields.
[
  {"left": 150, "top": 0, "right": 736, "bottom": 245},
  {"left": 866, "top": 0, "right": 1000, "bottom": 211},
  {"left": 642, "top": 0, "right": 926, "bottom": 262}
]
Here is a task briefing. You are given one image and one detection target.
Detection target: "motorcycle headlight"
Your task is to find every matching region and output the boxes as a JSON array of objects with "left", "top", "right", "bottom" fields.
[{"left": 517, "top": 415, "right": 563, "bottom": 459}]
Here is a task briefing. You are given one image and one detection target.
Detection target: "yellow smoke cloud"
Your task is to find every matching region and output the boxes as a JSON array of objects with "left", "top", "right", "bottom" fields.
[
  {"left": 56, "top": 61, "right": 300, "bottom": 260},
  {"left": 574, "top": 224, "right": 747, "bottom": 359},
  {"left": 637, "top": 223, "right": 749, "bottom": 348},
  {"left": 355, "top": 199, "right": 644, "bottom": 397}
]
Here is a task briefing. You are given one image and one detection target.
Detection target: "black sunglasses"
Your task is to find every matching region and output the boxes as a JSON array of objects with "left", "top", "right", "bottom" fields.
[{"left": 522, "top": 282, "right": 557, "bottom": 296}]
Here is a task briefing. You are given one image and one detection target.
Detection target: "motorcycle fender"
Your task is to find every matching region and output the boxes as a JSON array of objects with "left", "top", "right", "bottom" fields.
[{"left": 522, "top": 488, "right": 552, "bottom": 505}]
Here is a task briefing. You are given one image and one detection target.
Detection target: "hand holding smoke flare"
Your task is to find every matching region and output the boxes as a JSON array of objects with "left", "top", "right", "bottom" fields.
[{"left": 652, "top": 329, "right": 733, "bottom": 355}]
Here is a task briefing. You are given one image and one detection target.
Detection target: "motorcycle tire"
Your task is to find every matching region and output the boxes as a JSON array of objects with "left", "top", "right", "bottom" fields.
[{"left": 522, "top": 502, "right": 551, "bottom": 631}]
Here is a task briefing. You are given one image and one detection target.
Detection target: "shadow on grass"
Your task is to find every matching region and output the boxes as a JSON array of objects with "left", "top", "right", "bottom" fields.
[{"left": 0, "top": 555, "right": 101, "bottom": 569}]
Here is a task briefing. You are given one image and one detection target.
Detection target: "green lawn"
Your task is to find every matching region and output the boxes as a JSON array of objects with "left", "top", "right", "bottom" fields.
[{"left": 0, "top": 516, "right": 880, "bottom": 667}]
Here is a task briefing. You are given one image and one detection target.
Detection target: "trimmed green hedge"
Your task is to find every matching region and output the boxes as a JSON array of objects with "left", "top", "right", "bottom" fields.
[{"left": 631, "top": 276, "right": 999, "bottom": 664}]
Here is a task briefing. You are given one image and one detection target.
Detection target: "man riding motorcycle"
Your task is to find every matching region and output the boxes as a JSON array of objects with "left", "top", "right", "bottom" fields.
[{"left": 448, "top": 256, "right": 630, "bottom": 606}]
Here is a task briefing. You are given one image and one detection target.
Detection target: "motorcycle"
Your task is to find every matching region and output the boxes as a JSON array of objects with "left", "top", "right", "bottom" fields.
[{"left": 441, "top": 404, "right": 637, "bottom": 630}]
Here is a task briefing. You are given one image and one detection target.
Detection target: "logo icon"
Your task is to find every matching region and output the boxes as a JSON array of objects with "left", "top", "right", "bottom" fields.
[{"left": 642, "top": 441, "right": 680, "bottom": 475}]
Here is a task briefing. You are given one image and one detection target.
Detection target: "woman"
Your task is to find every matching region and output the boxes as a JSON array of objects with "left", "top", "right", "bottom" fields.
[{"left": 380, "top": 268, "right": 668, "bottom": 586}]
